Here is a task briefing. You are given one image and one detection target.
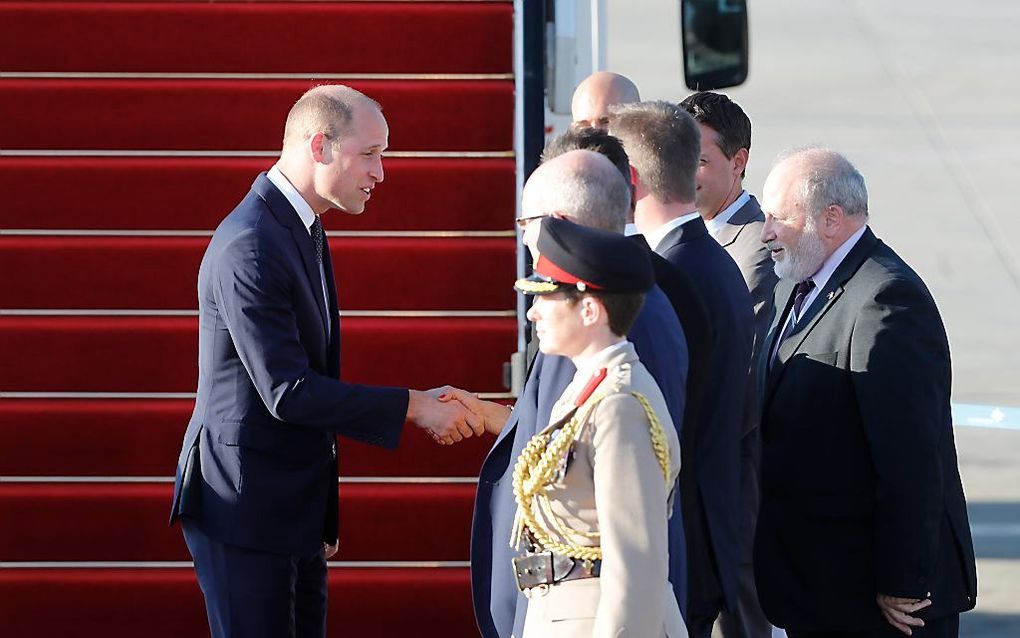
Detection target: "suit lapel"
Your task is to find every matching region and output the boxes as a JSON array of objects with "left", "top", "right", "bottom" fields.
[
  {"left": 763, "top": 228, "right": 879, "bottom": 403},
  {"left": 714, "top": 195, "right": 763, "bottom": 248},
  {"left": 322, "top": 233, "right": 341, "bottom": 375},
  {"left": 253, "top": 174, "right": 330, "bottom": 340},
  {"left": 656, "top": 215, "right": 708, "bottom": 255}
]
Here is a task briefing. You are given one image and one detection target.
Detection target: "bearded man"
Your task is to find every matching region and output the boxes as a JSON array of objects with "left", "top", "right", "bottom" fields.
[{"left": 754, "top": 147, "right": 976, "bottom": 638}]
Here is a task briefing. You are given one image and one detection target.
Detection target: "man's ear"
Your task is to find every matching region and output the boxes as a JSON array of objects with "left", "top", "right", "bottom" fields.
[
  {"left": 310, "top": 132, "right": 330, "bottom": 164},
  {"left": 732, "top": 148, "right": 749, "bottom": 177},
  {"left": 823, "top": 204, "right": 845, "bottom": 238},
  {"left": 629, "top": 164, "right": 639, "bottom": 188}
]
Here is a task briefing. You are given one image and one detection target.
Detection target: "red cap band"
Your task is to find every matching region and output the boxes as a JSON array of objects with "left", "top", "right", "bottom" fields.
[{"left": 534, "top": 254, "right": 604, "bottom": 290}]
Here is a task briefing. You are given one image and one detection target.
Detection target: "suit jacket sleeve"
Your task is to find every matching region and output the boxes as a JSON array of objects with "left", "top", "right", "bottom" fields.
[
  {"left": 213, "top": 229, "right": 407, "bottom": 447},
  {"left": 591, "top": 394, "right": 671, "bottom": 637},
  {"left": 851, "top": 276, "right": 950, "bottom": 597}
]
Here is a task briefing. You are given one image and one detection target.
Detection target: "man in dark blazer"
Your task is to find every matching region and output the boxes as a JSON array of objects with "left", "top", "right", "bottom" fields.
[
  {"left": 542, "top": 127, "right": 714, "bottom": 483},
  {"left": 755, "top": 148, "right": 976, "bottom": 637},
  {"left": 441, "top": 150, "right": 689, "bottom": 638},
  {"left": 680, "top": 91, "right": 778, "bottom": 638},
  {"left": 611, "top": 101, "right": 755, "bottom": 638},
  {"left": 168, "top": 85, "right": 481, "bottom": 638}
]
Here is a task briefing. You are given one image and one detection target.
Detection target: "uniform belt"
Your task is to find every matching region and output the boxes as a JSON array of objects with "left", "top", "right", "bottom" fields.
[{"left": 512, "top": 550, "right": 602, "bottom": 591}]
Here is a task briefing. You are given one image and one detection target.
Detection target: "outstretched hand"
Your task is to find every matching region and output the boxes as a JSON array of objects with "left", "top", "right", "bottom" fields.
[
  {"left": 430, "top": 385, "right": 512, "bottom": 436},
  {"left": 407, "top": 389, "right": 484, "bottom": 445}
]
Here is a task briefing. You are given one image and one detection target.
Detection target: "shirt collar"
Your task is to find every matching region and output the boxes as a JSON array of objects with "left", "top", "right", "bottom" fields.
[
  {"left": 267, "top": 165, "right": 318, "bottom": 235},
  {"left": 807, "top": 224, "right": 868, "bottom": 292},
  {"left": 645, "top": 211, "right": 701, "bottom": 251},
  {"left": 705, "top": 190, "right": 750, "bottom": 238},
  {"left": 624, "top": 223, "right": 639, "bottom": 237},
  {"left": 571, "top": 340, "right": 631, "bottom": 388}
]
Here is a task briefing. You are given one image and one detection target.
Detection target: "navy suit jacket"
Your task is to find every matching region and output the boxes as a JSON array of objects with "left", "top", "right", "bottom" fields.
[
  {"left": 470, "top": 284, "right": 689, "bottom": 638},
  {"left": 656, "top": 216, "right": 754, "bottom": 614},
  {"left": 754, "top": 228, "right": 976, "bottom": 631},
  {"left": 169, "top": 173, "right": 408, "bottom": 556}
]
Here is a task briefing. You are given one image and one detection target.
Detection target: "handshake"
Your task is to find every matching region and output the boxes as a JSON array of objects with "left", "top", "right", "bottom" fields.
[{"left": 406, "top": 386, "right": 513, "bottom": 445}]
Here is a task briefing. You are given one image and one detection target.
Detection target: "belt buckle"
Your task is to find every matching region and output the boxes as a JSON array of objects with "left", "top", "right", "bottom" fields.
[{"left": 512, "top": 551, "right": 555, "bottom": 591}]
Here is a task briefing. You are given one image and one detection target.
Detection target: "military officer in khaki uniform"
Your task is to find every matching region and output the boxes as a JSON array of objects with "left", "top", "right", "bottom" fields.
[{"left": 509, "top": 217, "right": 687, "bottom": 638}]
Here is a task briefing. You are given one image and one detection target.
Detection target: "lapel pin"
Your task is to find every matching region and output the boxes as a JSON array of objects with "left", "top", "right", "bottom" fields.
[{"left": 827, "top": 291, "right": 835, "bottom": 301}]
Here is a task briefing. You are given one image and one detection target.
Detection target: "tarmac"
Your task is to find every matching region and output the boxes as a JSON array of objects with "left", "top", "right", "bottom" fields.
[{"left": 600, "top": 1, "right": 1020, "bottom": 635}]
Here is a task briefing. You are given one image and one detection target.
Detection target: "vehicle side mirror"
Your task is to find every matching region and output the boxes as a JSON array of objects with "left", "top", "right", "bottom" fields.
[{"left": 681, "top": 0, "right": 749, "bottom": 90}]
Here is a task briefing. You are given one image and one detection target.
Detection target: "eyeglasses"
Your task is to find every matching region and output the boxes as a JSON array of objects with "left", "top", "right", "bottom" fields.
[{"left": 515, "top": 214, "right": 548, "bottom": 229}]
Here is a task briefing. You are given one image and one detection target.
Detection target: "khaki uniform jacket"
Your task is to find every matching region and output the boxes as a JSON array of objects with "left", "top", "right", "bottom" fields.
[{"left": 519, "top": 342, "right": 687, "bottom": 638}]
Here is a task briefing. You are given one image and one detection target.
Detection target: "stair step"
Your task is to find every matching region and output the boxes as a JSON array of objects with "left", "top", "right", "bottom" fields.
[
  {"left": 0, "top": 157, "right": 515, "bottom": 231},
  {"left": 0, "top": 78, "right": 513, "bottom": 151},
  {"left": 0, "top": 236, "right": 515, "bottom": 310},
  {"left": 0, "top": 398, "right": 494, "bottom": 477},
  {"left": 0, "top": 567, "right": 476, "bottom": 637},
  {"left": 0, "top": 315, "right": 515, "bottom": 391},
  {"left": 0, "top": 482, "right": 475, "bottom": 561},
  {"left": 0, "top": 1, "right": 511, "bottom": 74}
]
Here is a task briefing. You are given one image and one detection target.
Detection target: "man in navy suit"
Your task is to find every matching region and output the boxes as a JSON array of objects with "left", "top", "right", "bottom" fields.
[
  {"left": 755, "top": 148, "right": 975, "bottom": 637},
  {"left": 168, "top": 85, "right": 481, "bottom": 638},
  {"left": 611, "top": 101, "right": 755, "bottom": 638},
  {"left": 440, "top": 149, "right": 689, "bottom": 638}
]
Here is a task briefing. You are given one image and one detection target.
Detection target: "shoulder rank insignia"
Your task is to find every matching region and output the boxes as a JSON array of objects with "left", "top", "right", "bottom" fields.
[{"left": 574, "top": 367, "right": 608, "bottom": 407}]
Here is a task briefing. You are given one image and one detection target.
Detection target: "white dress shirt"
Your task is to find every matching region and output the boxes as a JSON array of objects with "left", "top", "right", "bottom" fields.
[
  {"left": 645, "top": 211, "right": 702, "bottom": 252},
  {"left": 266, "top": 165, "right": 332, "bottom": 338},
  {"left": 705, "top": 190, "right": 751, "bottom": 239},
  {"left": 770, "top": 224, "right": 868, "bottom": 364}
]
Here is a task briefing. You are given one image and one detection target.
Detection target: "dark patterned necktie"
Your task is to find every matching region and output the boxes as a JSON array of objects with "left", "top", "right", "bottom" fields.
[
  {"left": 771, "top": 279, "right": 816, "bottom": 367},
  {"left": 310, "top": 216, "right": 324, "bottom": 264}
]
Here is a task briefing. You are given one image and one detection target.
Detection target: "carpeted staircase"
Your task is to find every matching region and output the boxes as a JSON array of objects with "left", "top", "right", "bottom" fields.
[{"left": 0, "top": 1, "right": 518, "bottom": 635}]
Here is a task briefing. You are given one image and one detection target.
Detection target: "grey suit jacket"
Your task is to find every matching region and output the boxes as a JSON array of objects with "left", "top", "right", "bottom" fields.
[
  {"left": 714, "top": 194, "right": 778, "bottom": 370},
  {"left": 712, "top": 194, "right": 778, "bottom": 552}
]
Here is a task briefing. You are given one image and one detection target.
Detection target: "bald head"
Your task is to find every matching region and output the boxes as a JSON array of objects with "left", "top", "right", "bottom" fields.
[
  {"left": 761, "top": 148, "right": 869, "bottom": 281},
  {"left": 767, "top": 147, "right": 869, "bottom": 220},
  {"left": 282, "top": 84, "right": 381, "bottom": 150},
  {"left": 524, "top": 150, "right": 631, "bottom": 230},
  {"left": 571, "top": 72, "right": 640, "bottom": 130}
]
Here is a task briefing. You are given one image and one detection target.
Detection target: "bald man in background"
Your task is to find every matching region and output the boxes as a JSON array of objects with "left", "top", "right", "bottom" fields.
[
  {"left": 446, "top": 150, "right": 689, "bottom": 638},
  {"left": 570, "top": 71, "right": 640, "bottom": 130}
]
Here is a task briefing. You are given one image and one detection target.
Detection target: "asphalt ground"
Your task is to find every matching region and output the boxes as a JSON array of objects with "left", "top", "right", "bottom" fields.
[{"left": 598, "top": 1, "right": 1020, "bottom": 635}]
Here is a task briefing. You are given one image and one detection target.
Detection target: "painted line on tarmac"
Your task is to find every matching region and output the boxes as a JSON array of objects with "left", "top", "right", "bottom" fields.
[
  {"left": 970, "top": 523, "right": 1020, "bottom": 537},
  {"left": 952, "top": 403, "right": 1020, "bottom": 430}
]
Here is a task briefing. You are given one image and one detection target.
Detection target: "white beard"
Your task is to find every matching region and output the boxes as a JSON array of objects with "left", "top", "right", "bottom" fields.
[{"left": 772, "top": 219, "right": 827, "bottom": 283}]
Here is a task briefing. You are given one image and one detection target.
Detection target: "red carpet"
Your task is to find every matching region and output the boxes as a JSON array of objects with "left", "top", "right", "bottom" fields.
[
  {"left": 0, "top": 157, "right": 516, "bottom": 231},
  {"left": 0, "top": 568, "right": 476, "bottom": 637},
  {"left": 0, "top": 2, "right": 511, "bottom": 73},
  {"left": 0, "top": 399, "right": 497, "bottom": 477},
  {"left": 0, "top": 315, "right": 515, "bottom": 391},
  {"left": 2, "top": 1, "right": 515, "bottom": 634},
  {"left": 0, "top": 236, "right": 516, "bottom": 310},
  {"left": 0, "top": 78, "right": 513, "bottom": 151},
  {"left": 1, "top": 482, "right": 476, "bottom": 561}
]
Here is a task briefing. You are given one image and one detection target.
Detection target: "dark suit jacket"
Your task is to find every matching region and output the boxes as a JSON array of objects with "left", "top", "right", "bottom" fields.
[
  {"left": 754, "top": 227, "right": 977, "bottom": 632},
  {"left": 656, "top": 215, "right": 754, "bottom": 615},
  {"left": 634, "top": 235, "right": 713, "bottom": 446},
  {"left": 471, "top": 284, "right": 689, "bottom": 638},
  {"left": 715, "top": 195, "right": 778, "bottom": 362},
  {"left": 169, "top": 173, "right": 408, "bottom": 556},
  {"left": 713, "top": 195, "right": 779, "bottom": 558}
]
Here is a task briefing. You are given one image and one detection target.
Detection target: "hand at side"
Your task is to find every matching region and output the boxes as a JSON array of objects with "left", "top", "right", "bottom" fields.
[{"left": 876, "top": 593, "right": 931, "bottom": 636}]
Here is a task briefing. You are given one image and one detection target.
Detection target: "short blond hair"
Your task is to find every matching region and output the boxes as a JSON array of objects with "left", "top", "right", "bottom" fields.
[{"left": 282, "top": 84, "right": 381, "bottom": 148}]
